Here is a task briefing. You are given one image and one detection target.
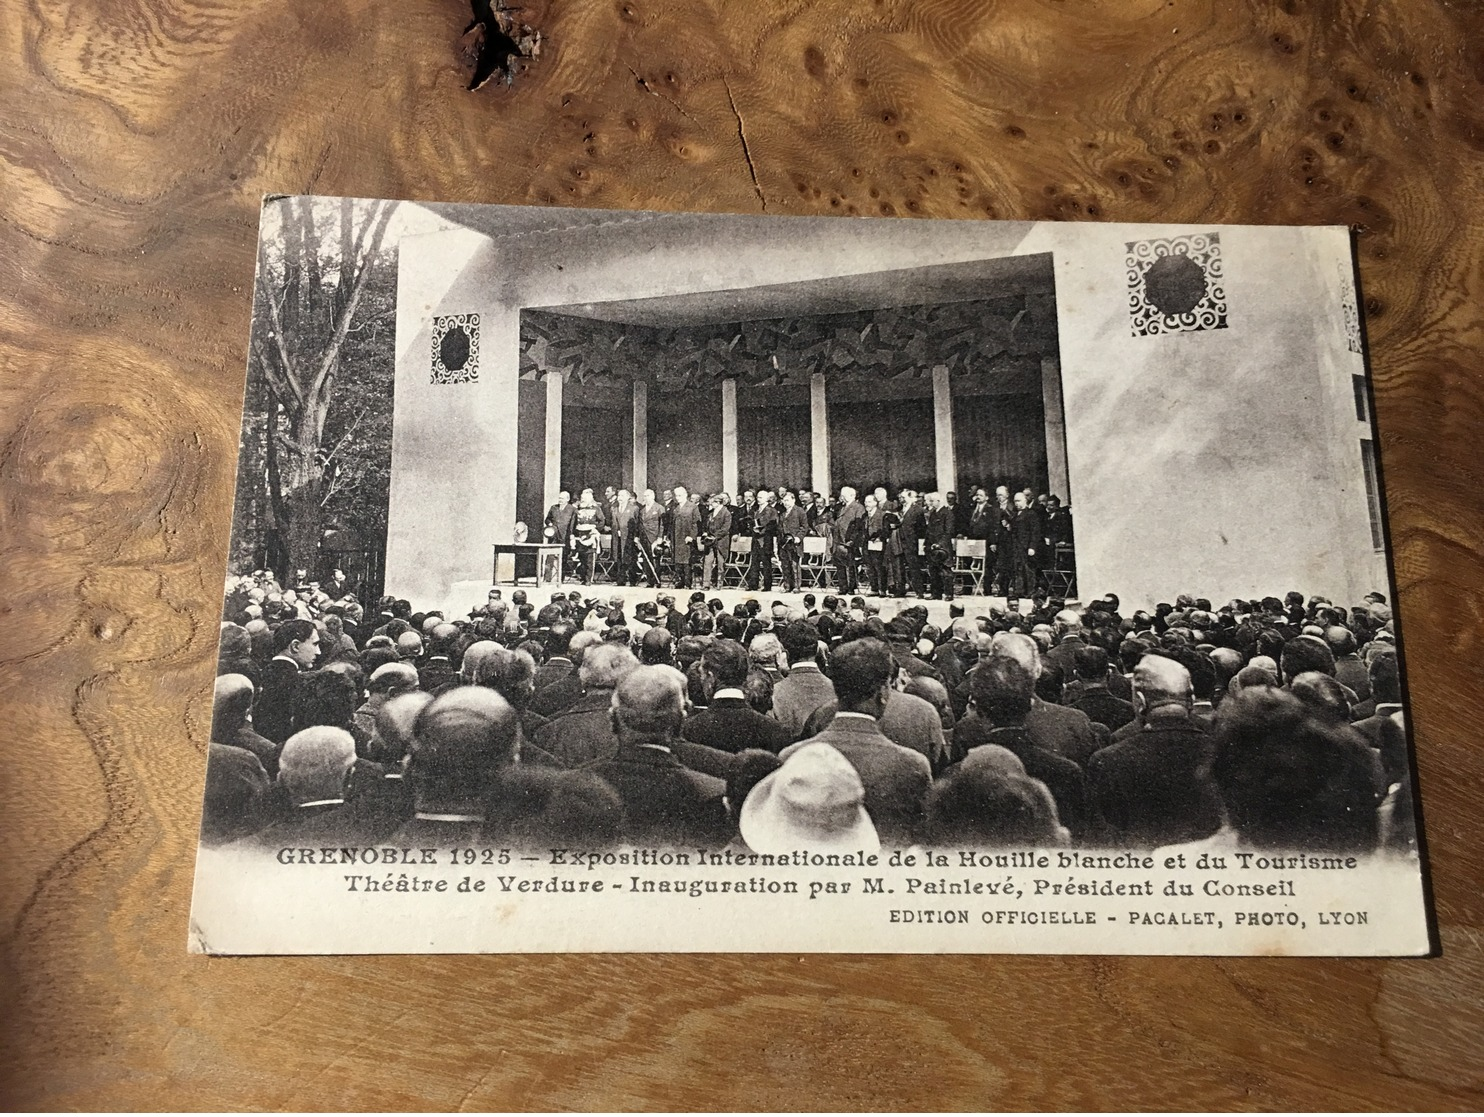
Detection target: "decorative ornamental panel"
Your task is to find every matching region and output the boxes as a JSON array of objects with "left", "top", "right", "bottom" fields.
[
  {"left": 1126, "top": 232, "right": 1228, "bottom": 337},
  {"left": 431, "top": 313, "right": 480, "bottom": 384},
  {"left": 1338, "top": 260, "right": 1363, "bottom": 354}
]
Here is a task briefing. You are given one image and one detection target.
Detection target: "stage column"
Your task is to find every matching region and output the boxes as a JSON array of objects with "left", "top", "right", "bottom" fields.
[
  {"left": 721, "top": 378, "right": 738, "bottom": 498},
  {"left": 810, "top": 372, "right": 831, "bottom": 496},
  {"left": 544, "top": 369, "right": 564, "bottom": 509},
  {"left": 932, "top": 364, "right": 956, "bottom": 496},
  {"left": 1042, "top": 356, "right": 1070, "bottom": 502},
  {"left": 632, "top": 380, "right": 647, "bottom": 494}
]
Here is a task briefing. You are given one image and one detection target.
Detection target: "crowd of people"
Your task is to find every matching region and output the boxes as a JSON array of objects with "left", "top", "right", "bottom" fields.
[
  {"left": 533, "top": 481, "right": 1074, "bottom": 598},
  {"left": 203, "top": 568, "right": 1415, "bottom": 860}
]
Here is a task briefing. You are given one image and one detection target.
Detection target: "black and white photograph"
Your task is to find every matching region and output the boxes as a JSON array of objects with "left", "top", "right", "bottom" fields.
[{"left": 190, "top": 198, "right": 1430, "bottom": 955}]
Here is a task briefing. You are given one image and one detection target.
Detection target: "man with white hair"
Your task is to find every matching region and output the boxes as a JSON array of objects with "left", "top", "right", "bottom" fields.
[
  {"left": 535, "top": 644, "right": 640, "bottom": 767},
  {"left": 1087, "top": 655, "right": 1221, "bottom": 848},
  {"left": 1043, "top": 608, "right": 1087, "bottom": 681},
  {"left": 593, "top": 665, "right": 731, "bottom": 845},
  {"left": 833, "top": 485, "right": 866, "bottom": 594},
  {"left": 923, "top": 491, "right": 955, "bottom": 601},
  {"left": 746, "top": 489, "right": 778, "bottom": 592},
  {"left": 353, "top": 662, "right": 420, "bottom": 744},
  {"left": 961, "top": 632, "right": 1101, "bottom": 766}
]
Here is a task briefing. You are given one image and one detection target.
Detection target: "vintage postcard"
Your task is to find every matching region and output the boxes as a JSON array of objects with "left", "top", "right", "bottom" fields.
[{"left": 189, "top": 199, "right": 1432, "bottom": 955}]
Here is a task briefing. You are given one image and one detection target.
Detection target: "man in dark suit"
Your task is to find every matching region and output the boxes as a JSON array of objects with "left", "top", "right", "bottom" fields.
[
  {"left": 531, "top": 621, "right": 577, "bottom": 693},
  {"left": 544, "top": 490, "right": 575, "bottom": 547},
  {"left": 1071, "top": 645, "right": 1137, "bottom": 733},
  {"left": 670, "top": 485, "right": 701, "bottom": 589},
  {"left": 212, "top": 673, "right": 282, "bottom": 777},
  {"left": 863, "top": 494, "right": 889, "bottom": 596},
  {"left": 777, "top": 489, "right": 807, "bottom": 593},
  {"left": 682, "top": 639, "right": 793, "bottom": 755},
  {"left": 991, "top": 485, "right": 1014, "bottom": 594},
  {"left": 953, "top": 633, "right": 1103, "bottom": 766},
  {"left": 832, "top": 486, "right": 867, "bottom": 594},
  {"left": 592, "top": 665, "right": 733, "bottom": 847},
  {"left": 960, "top": 657, "right": 1092, "bottom": 840},
  {"left": 636, "top": 489, "right": 665, "bottom": 587},
  {"left": 780, "top": 637, "right": 931, "bottom": 846},
  {"left": 1043, "top": 609, "right": 1088, "bottom": 682},
  {"left": 924, "top": 491, "right": 956, "bottom": 601},
  {"left": 1087, "top": 655, "right": 1221, "bottom": 848},
  {"left": 253, "top": 619, "right": 320, "bottom": 744},
  {"left": 610, "top": 488, "right": 639, "bottom": 585},
  {"left": 1009, "top": 491, "right": 1041, "bottom": 597},
  {"left": 700, "top": 492, "right": 733, "bottom": 590},
  {"left": 746, "top": 489, "right": 779, "bottom": 592},
  {"left": 966, "top": 487, "right": 993, "bottom": 541},
  {"left": 896, "top": 489, "right": 925, "bottom": 598},
  {"left": 534, "top": 644, "right": 639, "bottom": 767}
]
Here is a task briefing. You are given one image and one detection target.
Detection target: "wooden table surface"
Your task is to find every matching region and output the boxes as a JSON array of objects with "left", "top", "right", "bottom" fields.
[{"left": 3, "top": 0, "right": 1482, "bottom": 1109}]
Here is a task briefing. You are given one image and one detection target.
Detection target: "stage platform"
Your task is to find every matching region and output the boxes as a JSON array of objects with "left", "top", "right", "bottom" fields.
[{"left": 514, "top": 580, "right": 1063, "bottom": 630}]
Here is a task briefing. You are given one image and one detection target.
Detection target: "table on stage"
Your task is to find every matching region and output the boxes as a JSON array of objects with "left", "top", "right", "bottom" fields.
[{"left": 492, "top": 542, "right": 566, "bottom": 588}]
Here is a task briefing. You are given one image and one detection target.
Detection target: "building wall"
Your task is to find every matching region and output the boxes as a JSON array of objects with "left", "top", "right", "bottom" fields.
[{"left": 387, "top": 212, "right": 1385, "bottom": 614}]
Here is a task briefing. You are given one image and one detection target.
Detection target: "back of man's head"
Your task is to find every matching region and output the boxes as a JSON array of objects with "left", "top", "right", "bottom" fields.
[
  {"left": 369, "top": 661, "right": 420, "bottom": 697},
  {"left": 1208, "top": 687, "right": 1379, "bottom": 851},
  {"left": 1369, "top": 652, "right": 1401, "bottom": 704},
  {"left": 567, "top": 630, "right": 601, "bottom": 666},
  {"left": 411, "top": 686, "right": 521, "bottom": 797},
  {"left": 702, "top": 639, "right": 751, "bottom": 689},
  {"left": 923, "top": 765, "right": 1067, "bottom": 848},
  {"left": 579, "top": 643, "right": 640, "bottom": 691},
  {"left": 831, "top": 638, "right": 895, "bottom": 708},
  {"left": 990, "top": 631, "right": 1042, "bottom": 679},
  {"left": 1166, "top": 647, "right": 1217, "bottom": 702},
  {"left": 1323, "top": 625, "right": 1358, "bottom": 657},
  {"left": 278, "top": 726, "right": 357, "bottom": 806},
  {"left": 1074, "top": 645, "right": 1110, "bottom": 683},
  {"left": 639, "top": 626, "right": 674, "bottom": 665},
  {"left": 1133, "top": 654, "right": 1194, "bottom": 712},
  {"left": 1289, "top": 671, "right": 1352, "bottom": 722},
  {"left": 971, "top": 656, "right": 1035, "bottom": 727},
  {"left": 371, "top": 691, "right": 433, "bottom": 765},
  {"left": 1053, "top": 608, "right": 1082, "bottom": 636},
  {"left": 212, "top": 673, "right": 255, "bottom": 733},
  {"left": 546, "top": 620, "right": 578, "bottom": 658},
  {"left": 612, "top": 665, "right": 688, "bottom": 739},
  {"left": 782, "top": 622, "right": 822, "bottom": 665},
  {"left": 1280, "top": 635, "right": 1336, "bottom": 684}
]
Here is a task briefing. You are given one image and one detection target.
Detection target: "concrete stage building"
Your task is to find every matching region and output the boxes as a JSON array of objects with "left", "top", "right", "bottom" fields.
[{"left": 386, "top": 208, "right": 1387, "bottom": 616}]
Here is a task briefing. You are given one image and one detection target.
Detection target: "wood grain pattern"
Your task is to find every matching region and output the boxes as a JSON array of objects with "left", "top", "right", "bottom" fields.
[{"left": 2, "top": 0, "right": 1483, "bottom": 1108}]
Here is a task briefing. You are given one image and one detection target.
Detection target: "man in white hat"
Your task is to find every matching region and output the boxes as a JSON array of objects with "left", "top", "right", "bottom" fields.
[{"left": 740, "top": 742, "right": 880, "bottom": 854}]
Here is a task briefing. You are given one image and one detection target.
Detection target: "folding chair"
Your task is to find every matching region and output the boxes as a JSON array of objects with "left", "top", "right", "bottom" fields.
[
  {"left": 595, "top": 534, "right": 616, "bottom": 583},
  {"left": 725, "top": 536, "right": 752, "bottom": 588},
  {"left": 953, "top": 538, "right": 987, "bottom": 597},
  {"left": 1045, "top": 542, "right": 1076, "bottom": 598},
  {"left": 801, "top": 535, "right": 829, "bottom": 588}
]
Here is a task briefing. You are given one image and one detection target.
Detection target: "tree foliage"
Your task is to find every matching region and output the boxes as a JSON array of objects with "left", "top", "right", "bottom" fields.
[{"left": 230, "top": 198, "right": 399, "bottom": 594}]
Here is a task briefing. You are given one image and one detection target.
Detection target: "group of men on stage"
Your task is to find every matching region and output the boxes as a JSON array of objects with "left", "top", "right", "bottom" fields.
[{"left": 543, "top": 482, "right": 1073, "bottom": 600}]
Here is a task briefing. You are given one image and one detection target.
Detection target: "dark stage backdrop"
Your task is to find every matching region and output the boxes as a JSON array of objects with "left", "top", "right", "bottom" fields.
[
  {"left": 738, "top": 383, "right": 810, "bottom": 494},
  {"left": 515, "top": 379, "right": 546, "bottom": 532},
  {"left": 561, "top": 381, "right": 632, "bottom": 502},
  {"left": 828, "top": 379, "right": 937, "bottom": 494},
  {"left": 648, "top": 389, "right": 723, "bottom": 496},
  {"left": 953, "top": 391, "right": 1048, "bottom": 496}
]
